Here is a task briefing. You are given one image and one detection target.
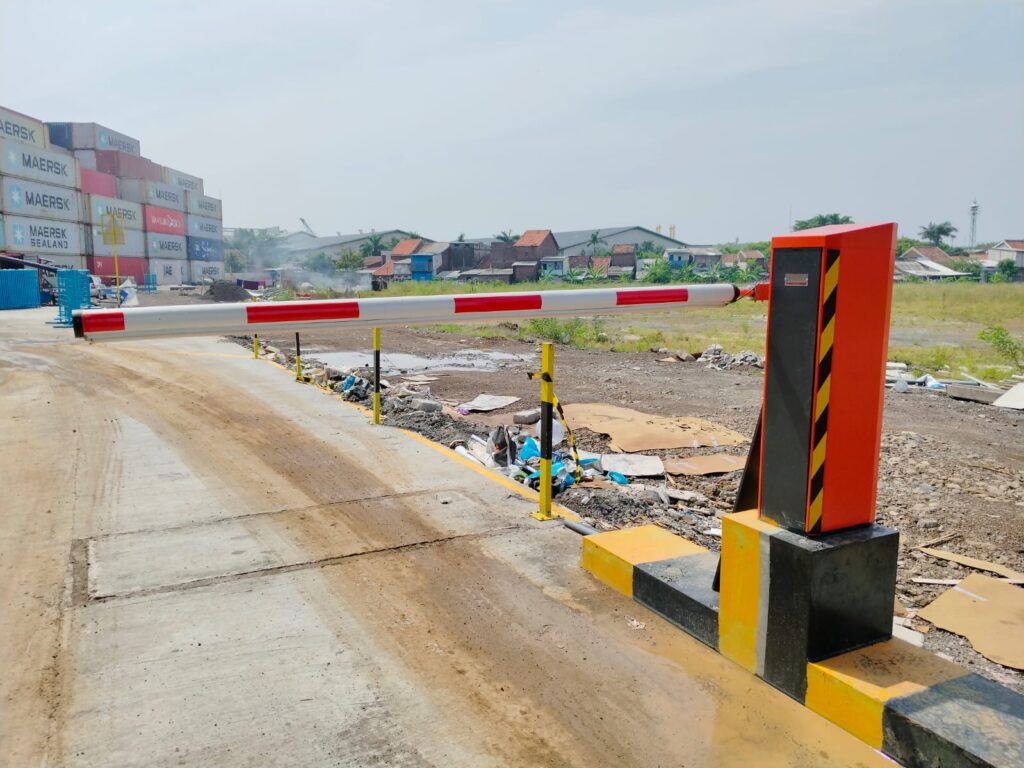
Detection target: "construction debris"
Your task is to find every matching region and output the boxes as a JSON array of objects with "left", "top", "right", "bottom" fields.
[
  {"left": 457, "top": 394, "right": 520, "bottom": 413},
  {"left": 663, "top": 454, "right": 746, "bottom": 476},
  {"left": 994, "top": 382, "right": 1024, "bottom": 410},
  {"left": 561, "top": 403, "right": 747, "bottom": 452},
  {"left": 599, "top": 454, "right": 665, "bottom": 477},
  {"left": 699, "top": 344, "right": 764, "bottom": 370},
  {"left": 916, "top": 547, "right": 1024, "bottom": 581},
  {"left": 918, "top": 574, "right": 1024, "bottom": 669}
]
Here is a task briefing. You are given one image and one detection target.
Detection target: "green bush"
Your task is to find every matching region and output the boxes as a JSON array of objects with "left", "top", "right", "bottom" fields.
[{"left": 978, "top": 325, "right": 1024, "bottom": 371}]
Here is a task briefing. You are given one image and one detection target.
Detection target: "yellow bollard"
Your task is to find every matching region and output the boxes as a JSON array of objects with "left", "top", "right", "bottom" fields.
[
  {"left": 253, "top": 333, "right": 259, "bottom": 359},
  {"left": 530, "top": 342, "right": 557, "bottom": 520},
  {"left": 295, "top": 332, "right": 304, "bottom": 382},
  {"left": 372, "top": 327, "right": 381, "bottom": 425}
]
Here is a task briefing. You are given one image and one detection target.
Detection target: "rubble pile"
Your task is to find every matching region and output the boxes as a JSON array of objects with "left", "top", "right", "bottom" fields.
[{"left": 699, "top": 344, "right": 764, "bottom": 370}]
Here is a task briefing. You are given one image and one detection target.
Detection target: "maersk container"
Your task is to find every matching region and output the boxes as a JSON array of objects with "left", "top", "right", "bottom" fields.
[
  {"left": 187, "top": 214, "right": 222, "bottom": 240},
  {"left": 94, "top": 150, "right": 163, "bottom": 181},
  {"left": 42, "top": 253, "right": 87, "bottom": 271},
  {"left": 79, "top": 168, "right": 118, "bottom": 197},
  {"left": 0, "top": 138, "right": 79, "bottom": 189},
  {"left": 0, "top": 105, "right": 47, "bottom": 149},
  {"left": 163, "top": 167, "right": 203, "bottom": 194},
  {"left": 47, "top": 123, "right": 141, "bottom": 155},
  {"left": 74, "top": 149, "right": 96, "bottom": 170},
  {"left": 185, "top": 191, "right": 222, "bottom": 219},
  {"left": 89, "top": 225, "right": 145, "bottom": 258},
  {"left": 3, "top": 215, "right": 83, "bottom": 255},
  {"left": 143, "top": 205, "right": 186, "bottom": 236},
  {"left": 85, "top": 195, "right": 143, "bottom": 230},
  {"left": 1, "top": 177, "right": 81, "bottom": 222},
  {"left": 187, "top": 236, "right": 224, "bottom": 262},
  {"left": 189, "top": 259, "right": 225, "bottom": 283},
  {"left": 146, "top": 233, "right": 187, "bottom": 259},
  {"left": 87, "top": 255, "right": 147, "bottom": 283},
  {"left": 146, "top": 257, "right": 189, "bottom": 285},
  {"left": 117, "top": 179, "right": 185, "bottom": 211}
]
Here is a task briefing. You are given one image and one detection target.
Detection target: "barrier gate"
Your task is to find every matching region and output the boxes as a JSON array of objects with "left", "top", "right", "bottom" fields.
[{"left": 72, "top": 222, "right": 1024, "bottom": 768}]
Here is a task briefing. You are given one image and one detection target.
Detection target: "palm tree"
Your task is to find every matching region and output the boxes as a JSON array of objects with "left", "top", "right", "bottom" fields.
[
  {"left": 496, "top": 230, "right": 519, "bottom": 243},
  {"left": 359, "top": 233, "right": 386, "bottom": 258},
  {"left": 918, "top": 221, "right": 958, "bottom": 246},
  {"left": 587, "top": 231, "right": 606, "bottom": 256}
]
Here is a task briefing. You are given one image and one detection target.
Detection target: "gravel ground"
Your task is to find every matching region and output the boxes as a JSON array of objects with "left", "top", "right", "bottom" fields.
[{"left": 231, "top": 320, "right": 1024, "bottom": 692}]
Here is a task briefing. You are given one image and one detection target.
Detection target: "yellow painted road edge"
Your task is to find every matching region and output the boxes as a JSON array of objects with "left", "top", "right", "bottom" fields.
[{"left": 258, "top": 351, "right": 577, "bottom": 521}]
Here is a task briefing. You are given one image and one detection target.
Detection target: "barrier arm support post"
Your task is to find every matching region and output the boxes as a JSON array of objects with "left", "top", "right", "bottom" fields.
[
  {"left": 294, "top": 332, "right": 303, "bottom": 382},
  {"left": 253, "top": 333, "right": 259, "bottom": 359},
  {"left": 373, "top": 327, "right": 381, "bottom": 425},
  {"left": 529, "top": 342, "right": 557, "bottom": 521}
]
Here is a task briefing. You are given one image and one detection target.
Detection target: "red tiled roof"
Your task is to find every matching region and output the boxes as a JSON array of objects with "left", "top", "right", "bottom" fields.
[
  {"left": 738, "top": 249, "right": 765, "bottom": 260},
  {"left": 514, "top": 229, "right": 552, "bottom": 247},
  {"left": 391, "top": 238, "right": 423, "bottom": 257},
  {"left": 373, "top": 261, "right": 395, "bottom": 277},
  {"left": 904, "top": 245, "right": 952, "bottom": 263},
  {"left": 1001, "top": 240, "right": 1024, "bottom": 250},
  {"left": 363, "top": 256, "right": 384, "bottom": 269},
  {"left": 611, "top": 244, "right": 635, "bottom": 254}
]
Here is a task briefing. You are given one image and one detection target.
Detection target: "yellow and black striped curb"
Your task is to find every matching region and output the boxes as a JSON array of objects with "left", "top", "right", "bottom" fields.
[{"left": 580, "top": 518, "right": 1024, "bottom": 768}]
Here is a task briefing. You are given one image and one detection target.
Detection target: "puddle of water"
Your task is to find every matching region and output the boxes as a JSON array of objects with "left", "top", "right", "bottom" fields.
[{"left": 314, "top": 349, "right": 533, "bottom": 374}]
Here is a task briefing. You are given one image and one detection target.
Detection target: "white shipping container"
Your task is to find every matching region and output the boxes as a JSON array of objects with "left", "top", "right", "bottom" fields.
[
  {"left": 189, "top": 260, "right": 225, "bottom": 283},
  {"left": 1, "top": 177, "right": 81, "bottom": 222},
  {"left": 163, "top": 167, "right": 204, "bottom": 194},
  {"left": 0, "top": 213, "right": 4, "bottom": 249},
  {"left": 187, "top": 214, "right": 223, "bottom": 240},
  {"left": 185, "top": 191, "right": 222, "bottom": 219},
  {"left": 3, "top": 215, "right": 84, "bottom": 255},
  {"left": 117, "top": 179, "right": 185, "bottom": 211},
  {"left": 146, "top": 233, "right": 187, "bottom": 259},
  {"left": 89, "top": 225, "right": 145, "bottom": 258},
  {"left": 72, "top": 123, "right": 140, "bottom": 155},
  {"left": 38, "top": 253, "right": 87, "bottom": 271},
  {"left": 85, "top": 195, "right": 143, "bottom": 229},
  {"left": 0, "top": 138, "right": 79, "bottom": 189},
  {"left": 0, "top": 106, "right": 47, "bottom": 149},
  {"left": 147, "top": 257, "right": 190, "bottom": 285},
  {"left": 74, "top": 149, "right": 96, "bottom": 170}
]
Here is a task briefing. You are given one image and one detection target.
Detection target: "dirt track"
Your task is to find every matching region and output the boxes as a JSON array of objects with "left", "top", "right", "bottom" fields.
[{"left": 0, "top": 308, "right": 891, "bottom": 767}]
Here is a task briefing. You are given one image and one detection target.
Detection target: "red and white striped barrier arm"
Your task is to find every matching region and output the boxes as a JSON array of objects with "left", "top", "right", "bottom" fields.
[{"left": 73, "top": 284, "right": 740, "bottom": 341}]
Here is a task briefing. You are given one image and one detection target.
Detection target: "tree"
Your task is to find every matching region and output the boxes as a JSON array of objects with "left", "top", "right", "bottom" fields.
[
  {"left": 643, "top": 257, "right": 673, "bottom": 284},
  {"left": 564, "top": 267, "right": 584, "bottom": 282},
  {"left": 918, "top": 221, "right": 958, "bottom": 246},
  {"left": 978, "top": 325, "right": 1024, "bottom": 371},
  {"left": 359, "top": 233, "right": 386, "bottom": 258},
  {"left": 224, "top": 249, "right": 246, "bottom": 273},
  {"left": 793, "top": 213, "right": 853, "bottom": 231},
  {"left": 304, "top": 252, "right": 338, "bottom": 274},
  {"left": 457, "top": 233, "right": 466, "bottom": 242},
  {"left": 637, "top": 240, "right": 658, "bottom": 257},
  {"left": 896, "top": 237, "right": 925, "bottom": 257},
  {"left": 996, "top": 258, "right": 1018, "bottom": 282},
  {"left": 948, "top": 258, "right": 981, "bottom": 280},
  {"left": 336, "top": 252, "right": 364, "bottom": 270},
  {"left": 587, "top": 230, "right": 606, "bottom": 256},
  {"left": 406, "top": 231, "right": 421, "bottom": 239},
  {"left": 496, "top": 230, "right": 519, "bottom": 243},
  {"left": 226, "top": 228, "right": 282, "bottom": 267}
]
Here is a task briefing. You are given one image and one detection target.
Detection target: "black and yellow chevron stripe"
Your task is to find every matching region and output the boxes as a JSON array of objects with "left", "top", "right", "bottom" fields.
[{"left": 808, "top": 249, "right": 840, "bottom": 533}]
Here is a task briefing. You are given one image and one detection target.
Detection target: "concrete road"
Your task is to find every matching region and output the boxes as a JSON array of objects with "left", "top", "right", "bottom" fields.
[{"left": 0, "top": 307, "right": 888, "bottom": 767}]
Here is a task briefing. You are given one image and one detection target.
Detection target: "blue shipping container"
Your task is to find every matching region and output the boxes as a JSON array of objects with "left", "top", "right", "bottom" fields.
[
  {"left": 0, "top": 269, "right": 40, "bottom": 309},
  {"left": 187, "top": 236, "right": 224, "bottom": 262},
  {"left": 46, "top": 123, "right": 73, "bottom": 150}
]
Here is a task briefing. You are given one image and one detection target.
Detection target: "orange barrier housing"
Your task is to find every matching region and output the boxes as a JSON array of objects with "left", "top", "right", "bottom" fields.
[{"left": 758, "top": 223, "right": 897, "bottom": 533}]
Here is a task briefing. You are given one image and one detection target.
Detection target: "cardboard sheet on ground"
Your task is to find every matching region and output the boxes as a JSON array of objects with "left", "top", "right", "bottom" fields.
[
  {"left": 457, "top": 394, "right": 520, "bottom": 413},
  {"left": 562, "top": 403, "right": 747, "bottom": 452},
  {"left": 663, "top": 454, "right": 746, "bottom": 476},
  {"left": 993, "top": 382, "right": 1024, "bottom": 410},
  {"left": 918, "top": 574, "right": 1024, "bottom": 669},
  {"left": 600, "top": 454, "right": 665, "bottom": 477},
  {"left": 917, "top": 547, "right": 1024, "bottom": 580}
]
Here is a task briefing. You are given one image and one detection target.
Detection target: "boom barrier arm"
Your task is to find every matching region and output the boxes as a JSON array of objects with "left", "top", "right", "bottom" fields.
[{"left": 72, "top": 284, "right": 743, "bottom": 341}]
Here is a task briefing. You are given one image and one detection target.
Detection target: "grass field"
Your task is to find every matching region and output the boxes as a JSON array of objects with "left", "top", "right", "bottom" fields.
[{"left": 361, "top": 280, "right": 1024, "bottom": 378}]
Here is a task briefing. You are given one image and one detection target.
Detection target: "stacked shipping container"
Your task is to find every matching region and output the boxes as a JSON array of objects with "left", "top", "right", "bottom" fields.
[
  {"left": 1, "top": 105, "right": 225, "bottom": 288},
  {"left": 0, "top": 106, "right": 87, "bottom": 270}
]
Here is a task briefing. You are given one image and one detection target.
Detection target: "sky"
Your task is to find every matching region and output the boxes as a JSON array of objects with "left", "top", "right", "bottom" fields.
[{"left": 1, "top": 0, "right": 1021, "bottom": 244}]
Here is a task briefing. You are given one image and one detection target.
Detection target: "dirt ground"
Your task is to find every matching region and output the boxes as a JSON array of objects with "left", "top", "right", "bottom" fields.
[{"left": 242, "top": 319, "right": 1024, "bottom": 695}]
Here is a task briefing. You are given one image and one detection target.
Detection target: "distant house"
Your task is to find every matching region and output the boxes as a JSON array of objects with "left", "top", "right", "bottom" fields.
[
  {"left": 688, "top": 246, "right": 724, "bottom": 269},
  {"left": 391, "top": 238, "right": 424, "bottom": 258},
  {"left": 279, "top": 229, "right": 420, "bottom": 261},
  {"left": 736, "top": 249, "right": 766, "bottom": 270},
  {"left": 554, "top": 226, "right": 685, "bottom": 258},
  {"left": 539, "top": 254, "right": 569, "bottom": 277},
  {"left": 987, "top": 240, "right": 1024, "bottom": 278},
  {"left": 902, "top": 245, "right": 954, "bottom": 265},
  {"left": 893, "top": 259, "right": 967, "bottom": 281},
  {"left": 590, "top": 256, "right": 612, "bottom": 277},
  {"left": 512, "top": 261, "right": 540, "bottom": 283},
  {"left": 610, "top": 243, "right": 636, "bottom": 268},
  {"left": 515, "top": 230, "right": 560, "bottom": 261},
  {"left": 392, "top": 259, "right": 412, "bottom": 280},
  {"left": 665, "top": 248, "right": 691, "bottom": 268}
]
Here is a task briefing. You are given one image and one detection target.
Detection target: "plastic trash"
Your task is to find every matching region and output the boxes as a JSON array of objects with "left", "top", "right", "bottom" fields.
[
  {"left": 534, "top": 419, "right": 565, "bottom": 446},
  {"left": 519, "top": 437, "right": 540, "bottom": 461},
  {"left": 341, "top": 374, "right": 357, "bottom": 391},
  {"left": 607, "top": 471, "right": 629, "bottom": 485}
]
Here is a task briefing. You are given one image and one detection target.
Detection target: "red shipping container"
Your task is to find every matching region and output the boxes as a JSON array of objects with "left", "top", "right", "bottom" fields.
[
  {"left": 79, "top": 167, "right": 118, "bottom": 196},
  {"left": 87, "top": 255, "right": 148, "bottom": 284},
  {"left": 94, "top": 149, "right": 163, "bottom": 181},
  {"left": 143, "top": 205, "right": 186, "bottom": 235}
]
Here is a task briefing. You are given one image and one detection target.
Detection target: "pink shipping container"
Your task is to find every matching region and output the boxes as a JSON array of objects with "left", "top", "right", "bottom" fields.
[
  {"left": 87, "top": 255, "right": 147, "bottom": 284},
  {"left": 143, "top": 205, "right": 186, "bottom": 236},
  {"left": 80, "top": 168, "right": 118, "bottom": 197},
  {"left": 94, "top": 150, "right": 163, "bottom": 181}
]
